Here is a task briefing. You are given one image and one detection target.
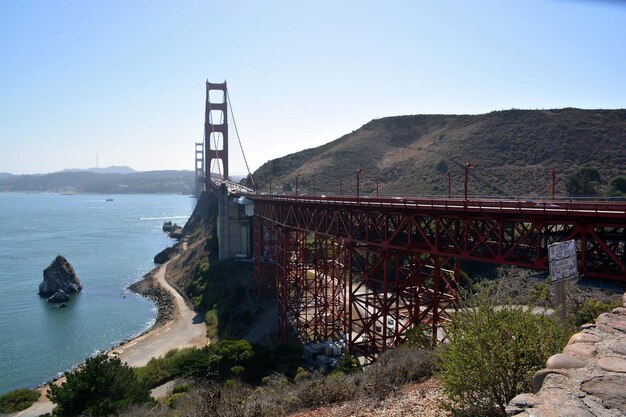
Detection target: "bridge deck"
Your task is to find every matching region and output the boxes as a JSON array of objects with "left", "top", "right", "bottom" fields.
[{"left": 247, "top": 194, "right": 626, "bottom": 220}]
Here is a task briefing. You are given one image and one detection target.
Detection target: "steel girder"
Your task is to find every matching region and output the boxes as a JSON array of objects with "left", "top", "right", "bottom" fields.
[
  {"left": 252, "top": 198, "right": 626, "bottom": 361},
  {"left": 253, "top": 201, "right": 626, "bottom": 281},
  {"left": 253, "top": 217, "right": 279, "bottom": 300}
]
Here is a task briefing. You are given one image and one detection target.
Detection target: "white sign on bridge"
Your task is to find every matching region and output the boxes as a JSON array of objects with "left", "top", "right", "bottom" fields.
[{"left": 548, "top": 239, "right": 578, "bottom": 282}]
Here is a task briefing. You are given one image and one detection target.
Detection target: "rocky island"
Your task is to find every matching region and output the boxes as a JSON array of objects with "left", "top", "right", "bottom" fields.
[{"left": 38, "top": 255, "right": 82, "bottom": 303}]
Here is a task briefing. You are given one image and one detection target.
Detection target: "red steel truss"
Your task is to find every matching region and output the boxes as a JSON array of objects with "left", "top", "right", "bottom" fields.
[{"left": 251, "top": 195, "right": 626, "bottom": 362}]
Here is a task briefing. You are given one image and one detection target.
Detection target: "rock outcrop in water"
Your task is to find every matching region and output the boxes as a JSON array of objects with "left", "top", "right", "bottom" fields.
[
  {"left": 163, "top": 221, "right": 183, "bottom": 239},
  {"left": 38, "top": 255, "right": 83, "bottom": 297},
  {"left": 47, "top": 289, "right": 70, "bottom": 303}
]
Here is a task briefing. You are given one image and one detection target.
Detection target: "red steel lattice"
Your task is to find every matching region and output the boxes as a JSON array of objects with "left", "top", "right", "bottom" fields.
[{"left": 251, "top": 195, "right": 626, "bottom": 362}]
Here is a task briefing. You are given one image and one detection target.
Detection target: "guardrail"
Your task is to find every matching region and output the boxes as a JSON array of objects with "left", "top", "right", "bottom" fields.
[{"left": 246, "top": 194, "right": 626, "bottom": 219}]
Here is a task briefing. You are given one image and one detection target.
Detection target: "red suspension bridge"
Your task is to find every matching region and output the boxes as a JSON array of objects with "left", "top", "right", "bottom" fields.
[
  {"left": 250, "top": 194, "right": 626, "bottom": 362},
  {"left": 197, "top": 80, "right": 626, "bottom": 362}
]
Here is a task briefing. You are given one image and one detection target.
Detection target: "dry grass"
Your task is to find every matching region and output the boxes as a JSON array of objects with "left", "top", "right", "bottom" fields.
[
  {"left": 252, "top": 109, "right": 626, "bottom": 198},
  {"left": 118, "top": 346, "right": 436, "bottom": 417}
]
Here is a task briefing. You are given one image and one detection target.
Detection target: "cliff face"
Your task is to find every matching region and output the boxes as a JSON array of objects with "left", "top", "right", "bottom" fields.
[
  {"left": 38, "top": 255, "right": 82, "bottom": 297},
  {"left": 166, "top": 191, "right": 218, "bottom": 289}
]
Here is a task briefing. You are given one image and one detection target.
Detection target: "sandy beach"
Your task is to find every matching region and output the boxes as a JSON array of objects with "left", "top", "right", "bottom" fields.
[{"left": 12, "top": 248, "right": 207, "bottom": 417}]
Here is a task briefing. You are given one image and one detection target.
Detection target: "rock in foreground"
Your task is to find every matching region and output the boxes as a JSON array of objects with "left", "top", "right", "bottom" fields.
[{"left": 39, "top": 255, "right": 83, "bottom": 297}]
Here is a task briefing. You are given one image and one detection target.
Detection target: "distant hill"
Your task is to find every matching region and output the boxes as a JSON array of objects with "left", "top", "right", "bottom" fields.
[
  {"left": 0, "top": 170, "right": 194, "bottom": 194},
  {"left": 0, "top": 173, "right": 14, "bottom": 179},
  {"left": 60, "top": 166, "right": 137, "bottom": 174},
  {"left": 252, "top": 108, "right": 626, "bottom": 198}
]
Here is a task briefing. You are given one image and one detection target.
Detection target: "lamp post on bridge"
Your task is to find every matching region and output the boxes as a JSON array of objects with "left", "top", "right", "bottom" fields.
[
  {"left": 549, "top": 170, "right": 556, "bottom": 200},
  {"left": 356, "top": 169, "right": 363, "bottom": 199},
  {"left": 464, "top": 163, "right": 475, "bottom": 201},
  {"left": 442, "top": 172, "right": 451, "bottom": 198}
]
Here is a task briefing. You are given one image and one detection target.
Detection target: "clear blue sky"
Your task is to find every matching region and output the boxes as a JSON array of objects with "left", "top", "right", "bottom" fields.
[{"left": 1, "top": 0, "right": 625, "bottom": 175}]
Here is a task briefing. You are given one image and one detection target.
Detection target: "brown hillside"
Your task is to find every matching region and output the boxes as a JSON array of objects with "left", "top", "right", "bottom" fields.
[{"left": 252, "top": 108, "right": 626, "bottom": 198}]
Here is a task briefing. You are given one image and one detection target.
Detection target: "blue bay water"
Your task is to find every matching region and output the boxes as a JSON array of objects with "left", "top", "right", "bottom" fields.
[{"left": 0, "top": 193, "right": 195, "bottom": 395}]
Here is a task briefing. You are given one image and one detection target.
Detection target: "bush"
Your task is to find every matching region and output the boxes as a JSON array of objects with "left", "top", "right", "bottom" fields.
[
  {"left": 438, "top": 291, "right": 568, "bottom": 416},
  {"left": 296, "top": 373, "right": 359, "bottom": 409},
  {"left": 48, "top": 354, "right": 152, "bottom": 416},
  {"left": 205, "top": 308, "right": 218, "bottom": 339},
  {"left": 335, "top": 353, "right": 362, "bottom": 374},
  {"left": 363, "top": 346, "right": 435, "bottom": 400},
  {"left": 0, "top": 388, "right": 40, "bottom": 413},
  {"left": 172, "top": 384, "right": 189, "bottom": 394},
  {"left": 565, "top": 166, "right": 601, "bottom": 196},
  {"left": 610, "top": 176, "right": 626, "bottom": 195},
  {"left": 134, "top": 340, "right": 256, "bottom": 387},
  {"left": 436, "top": 159, "right": 449, "bottom": 174},
  {"left": 570, "top": 298, "right": 622, "bottom": 327}
]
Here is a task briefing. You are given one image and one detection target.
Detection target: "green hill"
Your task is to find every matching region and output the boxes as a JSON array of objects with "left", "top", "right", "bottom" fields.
[
  {"left": 252, "top": 108, "right": 626, "bottom": 198},
  {"left": 0, "top": 170, "right": 194, "bottom": 194}
]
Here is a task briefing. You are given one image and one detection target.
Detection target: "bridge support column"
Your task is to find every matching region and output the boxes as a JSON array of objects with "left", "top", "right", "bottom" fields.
[
  {"left": 194, "top": 142, "right": 204, "bottom": 197},
  {"left": 204, "top": 81, "right": 229, "bottom": 190},
  {"left": 254, "top": 217, "right": 278, "bottom": 300}
]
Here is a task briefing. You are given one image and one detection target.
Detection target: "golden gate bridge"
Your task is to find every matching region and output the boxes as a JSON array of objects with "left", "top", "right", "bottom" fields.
[{"left": 195, "top": 80, "right": 626, "bottom": 362}]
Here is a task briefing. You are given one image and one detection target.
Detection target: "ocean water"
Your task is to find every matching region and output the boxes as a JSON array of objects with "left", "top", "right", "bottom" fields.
[{"left": 0, "top": 193, "right": 195, "bottom": 395}]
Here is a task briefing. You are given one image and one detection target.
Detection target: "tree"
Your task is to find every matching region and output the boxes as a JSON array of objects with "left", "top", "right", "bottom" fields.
[
  {"left": 438, "top": 291, "right": 567, "bottom": 416},
  {"left": 335, "top": 353, "right": 362, "bottom": 374},
  {"left": 610, "top": 176, "right": 626, "bottom": 195},
  {"left": 565, "top": 166, "right": 601, "bottom": 196},
  {"left": 48, "top": 354, "right": 152, "bottom": 416},
  {"left": 436, "top": 159, "right": 449, "bottom": 174}
]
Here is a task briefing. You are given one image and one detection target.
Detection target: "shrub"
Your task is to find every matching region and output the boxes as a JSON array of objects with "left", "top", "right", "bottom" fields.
[
  {"left": 172, "top": 384, "right": 189, "bottom": 394},
  {"left": 436, "top": 159, "right": 449, "bottom": 174},
  {"left": 335, "top": 353, "right": 362, "bottom": 374},
  {"left": 0, "top": 388, "right": 40, "bottom": 413},
  {"left": 437, "top": 292, "right": 568, "bottom": 416},
  {"left": 134, "top": 340, "right": 256, "bottom": 387},
  {"left": 205, "top": 308, "right": 218, "bottom": 339},
  {"left": 294, "top": 367, "right": 311, "bottom": 382},
  {"left": 165, "top": 392, "right": 185, "bottom": 408},
  {"left": 363, "top": 346, "right": 435, "bottom": 400},
  {"left": 296, "top": 373, "right": 358, "bottom": 409},
  {"left": 570, "top": 298, "right": 622, "bottom": 327},
  {"left": 48, "top": 354, "right": 152, "bottom": 416},
  {"left": 134, "top": 356, "right": 172, "bottom": 387},
  {"left": 610, "top": 176, "right": 626, "bottom": 195},
  {"left": 565, "top": 166, "right": 601, "bottom": 196}
]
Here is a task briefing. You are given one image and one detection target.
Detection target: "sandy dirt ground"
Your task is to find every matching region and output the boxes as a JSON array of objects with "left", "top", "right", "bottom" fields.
[{"left": 11, "top": 251, "right": 207, "bottom": 417}]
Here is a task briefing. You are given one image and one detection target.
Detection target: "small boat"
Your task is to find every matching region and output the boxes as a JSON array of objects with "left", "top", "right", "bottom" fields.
[{"left": 105, "top": 198, "right": 114, "bottom": 202}]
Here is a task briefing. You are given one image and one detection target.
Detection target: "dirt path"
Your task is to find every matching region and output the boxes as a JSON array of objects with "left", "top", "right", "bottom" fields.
[{"left": 112, "top": 257, "right": 207, "bottom": 367}]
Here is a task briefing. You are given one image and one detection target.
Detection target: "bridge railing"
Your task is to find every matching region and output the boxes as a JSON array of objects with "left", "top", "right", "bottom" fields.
[{"left": 246, "top": 194, "right": 626, "bottom": 219}]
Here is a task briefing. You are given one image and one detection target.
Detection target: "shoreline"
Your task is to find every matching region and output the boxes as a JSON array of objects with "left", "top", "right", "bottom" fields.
[
  {"left": 12, "top": 244, "right": 207, "bottom": 417},
  {"left": 127, "top": 267, "right": 175, "bottom": 332}
]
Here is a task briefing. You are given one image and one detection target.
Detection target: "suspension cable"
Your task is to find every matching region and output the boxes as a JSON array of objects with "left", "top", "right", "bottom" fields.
[{"left": 227, "top": 89, "right": 255, "bottom": 186}]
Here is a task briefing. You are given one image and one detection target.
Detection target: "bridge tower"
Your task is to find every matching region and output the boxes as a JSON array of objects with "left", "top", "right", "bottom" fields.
[
  {"left": 194, "top": 141, "right": 204, "bottom": 197},
  {"left": 204, "top": 81, "right": 229, "bottom": 190}
]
